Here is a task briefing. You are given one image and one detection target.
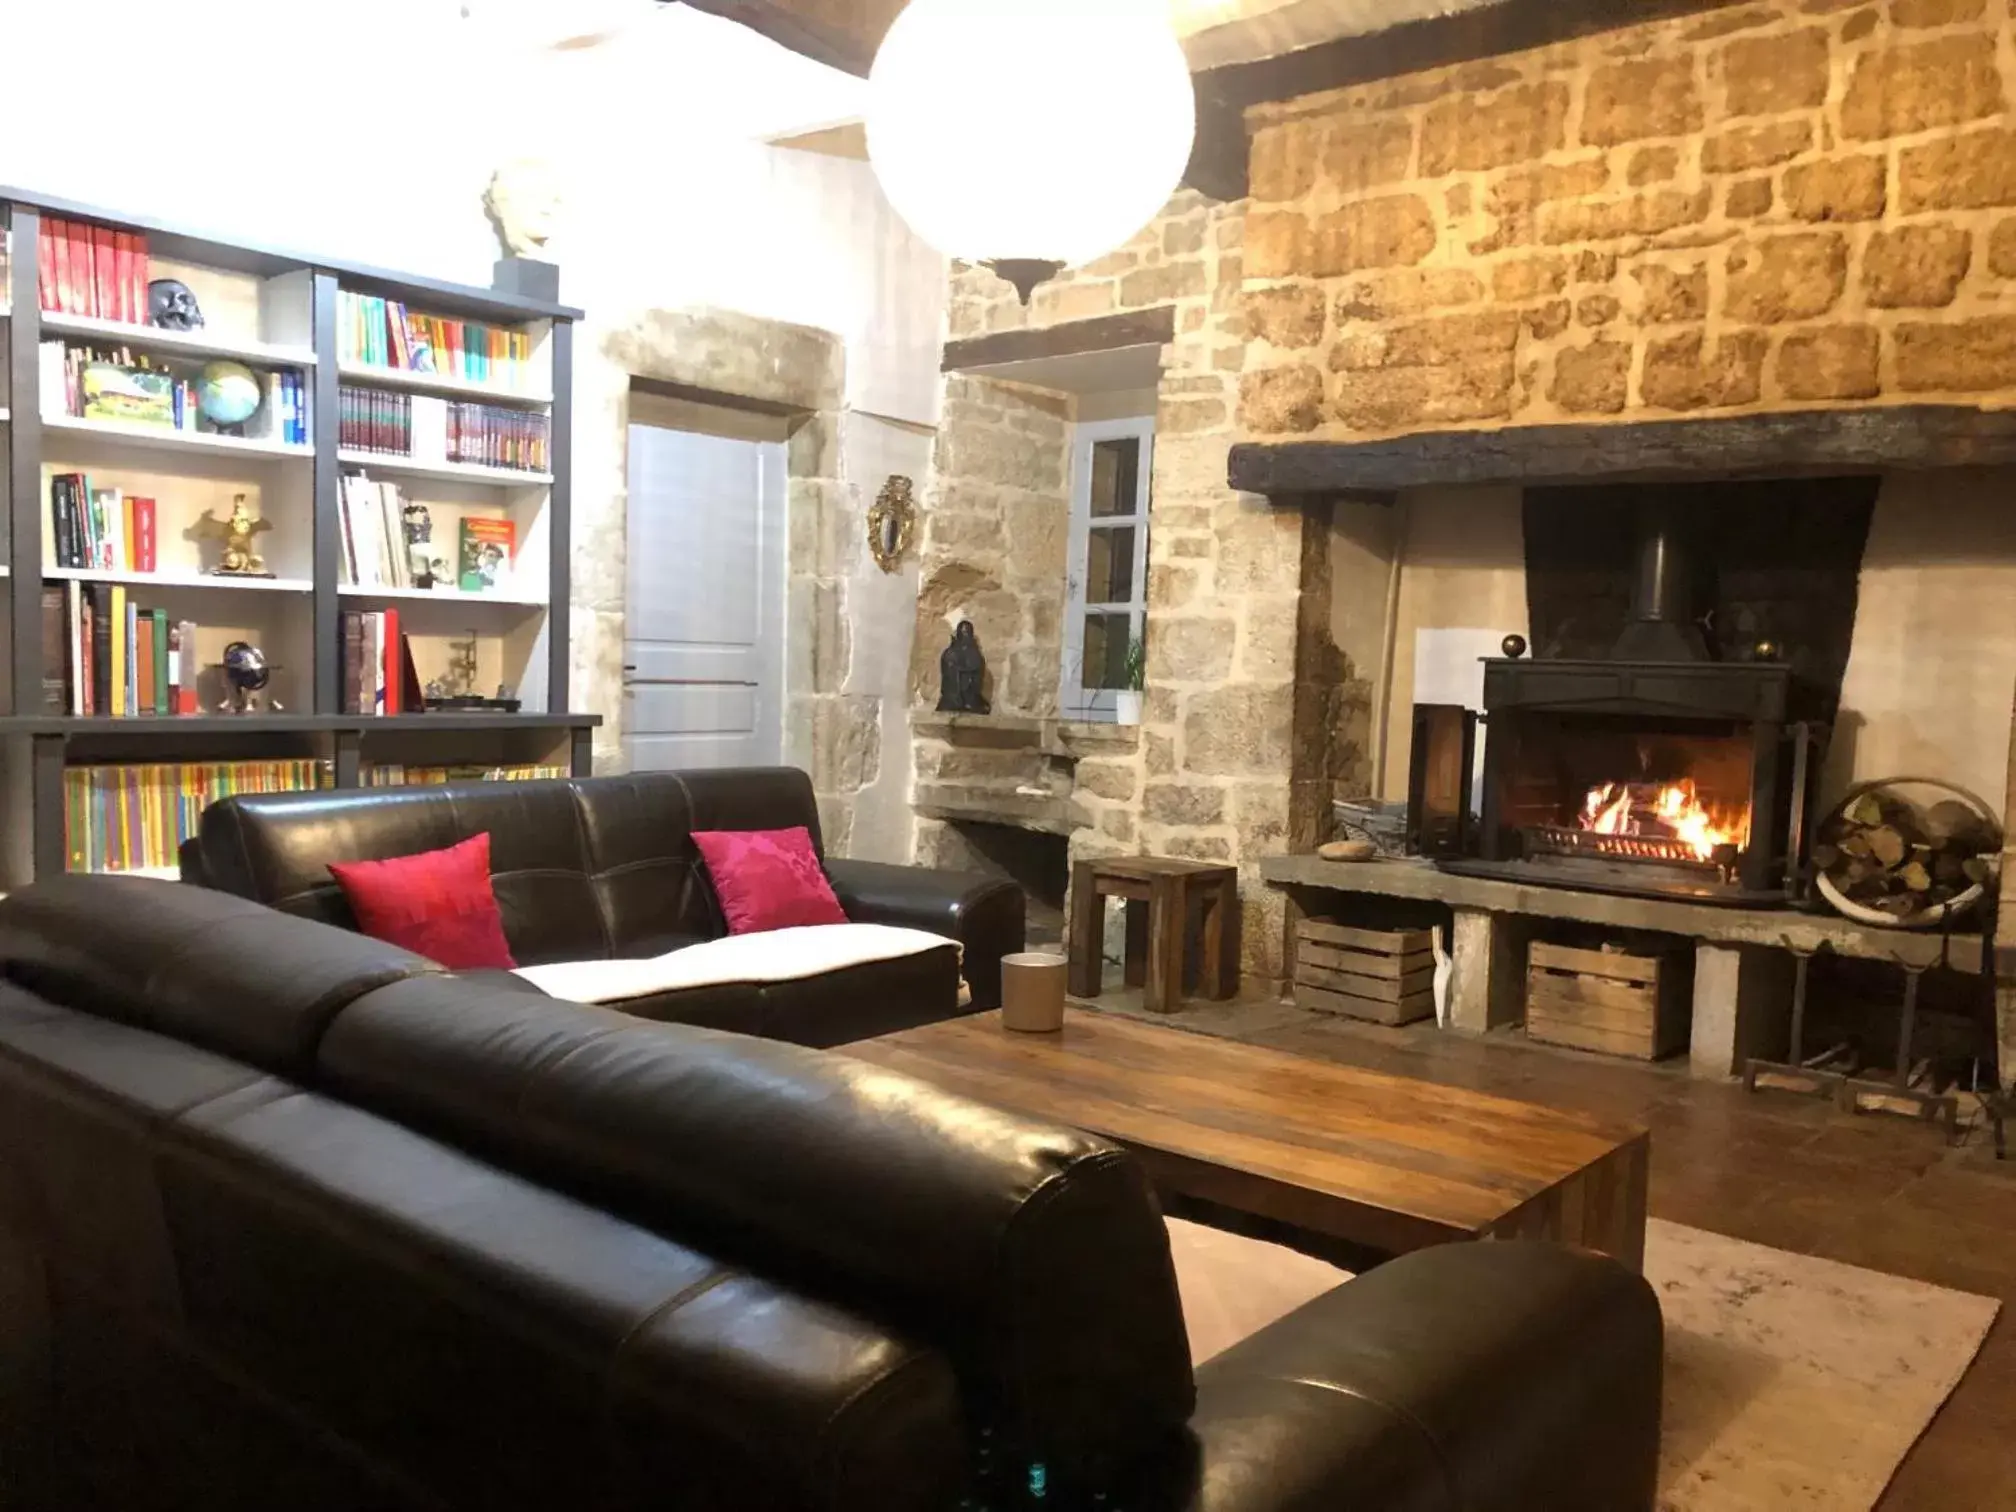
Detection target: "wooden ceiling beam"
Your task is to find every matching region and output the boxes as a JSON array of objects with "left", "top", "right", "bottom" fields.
[{"left": 677, "top": 0, "right": 879, "bottom": 76}]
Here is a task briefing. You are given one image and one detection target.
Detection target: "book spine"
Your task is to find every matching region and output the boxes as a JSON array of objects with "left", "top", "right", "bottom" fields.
[
  {"left": 67, "top": 583, "right": 83, "bottom": 716},
  {"left": 370, "top": 612, "right": 386, "bottom": 716},
  {"left": 90, "top": 225, "right": 115, "bottom": 321},
  {"left": 135, "top": 613, "right": 155, "bottom": 714},
  {"left": 39, "top": 587, "right": 67, "bottom": 714},
  {"left": 105, "top": 585, "right": 124, "bottom": 717},
  {"left": 151, "top": 608, "right": 169, "bottom": 714},
  {"left": 382, "top": 608, "right": 400, "bottom": 715},
  {"left": 36, "top": 217, "right": 55, "bottom": 311}
]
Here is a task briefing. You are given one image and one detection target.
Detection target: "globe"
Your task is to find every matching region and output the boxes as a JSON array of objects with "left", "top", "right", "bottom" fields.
[
  {"left": 222, "top": 641, "right": 270, "bottom": 693},
  {"left": 198, "top": 361, "right": 262, "bottom": 427}
]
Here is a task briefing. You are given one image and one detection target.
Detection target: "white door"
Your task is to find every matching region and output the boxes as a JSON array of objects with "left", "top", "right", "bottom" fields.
[
  {"left": 623, "top": 424, "right": 786, "bottom": 771},
  {"left": 1061, "top": 417, "right": 1154, "bottom": 721}
]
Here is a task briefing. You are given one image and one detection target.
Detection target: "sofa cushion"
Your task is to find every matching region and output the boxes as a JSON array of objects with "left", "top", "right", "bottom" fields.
[
  {"left": 329, "top": 834, "right": 517, "bottom": 971},
  {"left": 513, "top": 924, "right": 952, "bottom": 1006},
  {"left": 692, "top": 826, "right": 848, "bottom": 934},
  {"left": 0, "top": 875, "right": 436, "bottom": 1080}
]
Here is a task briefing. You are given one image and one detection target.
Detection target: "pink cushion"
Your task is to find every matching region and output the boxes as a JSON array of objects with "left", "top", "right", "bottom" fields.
[
  {"left": 692, "top": 826, "right": 849, "bottom": 935},
  {"left": 327, "top": 833, "right": 517, "bottom": 971}
]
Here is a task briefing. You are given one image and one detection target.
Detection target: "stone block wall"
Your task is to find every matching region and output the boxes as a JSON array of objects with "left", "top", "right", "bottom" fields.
[
  {"left": 910, "top": 378, "right": 1074, "bottom": 719},
  {"left": 1241, "top": 0, "right": 2016, "bottom": 439},
  {"left": 936, "top": 192, "right": 1317, "bottom": 989}
]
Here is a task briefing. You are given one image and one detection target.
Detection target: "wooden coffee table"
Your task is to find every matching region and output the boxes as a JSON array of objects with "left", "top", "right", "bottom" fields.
[{"left": 846, "top": 1010, "right": 1649, "bottom": 1270}]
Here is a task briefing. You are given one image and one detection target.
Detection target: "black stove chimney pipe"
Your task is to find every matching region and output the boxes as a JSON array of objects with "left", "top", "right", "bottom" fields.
[{"left": 1613, "top": 500, "right": 1711, "bottom": 661}]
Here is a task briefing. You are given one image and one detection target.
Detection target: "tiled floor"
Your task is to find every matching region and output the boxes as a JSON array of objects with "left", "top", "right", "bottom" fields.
[{"left": 1083, "top": 992, "right": 2016, "bottom": 1511}]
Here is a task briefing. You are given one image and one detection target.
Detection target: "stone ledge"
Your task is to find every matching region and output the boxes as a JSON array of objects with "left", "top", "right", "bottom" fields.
[
  {"left": 915, "top": 783, "right": 1088, "bottom": 837},
  {"left": 1261, "top": 853, "right": 1981, "bottom": 972},
  {"left": 912, "top": 711, "right": 1142, "bottom": 760}
]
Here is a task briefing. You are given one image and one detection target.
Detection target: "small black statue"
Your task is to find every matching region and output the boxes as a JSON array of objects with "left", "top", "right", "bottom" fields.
[
  {"left": 148, "top": 278, "right": 205, "bottom": 331},
  {"left": 937, "top": 621, "right": 990, "bottom": 714}
]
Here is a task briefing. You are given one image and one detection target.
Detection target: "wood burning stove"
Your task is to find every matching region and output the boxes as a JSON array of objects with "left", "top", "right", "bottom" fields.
[{"left": 1443, "top": 502, "right": 1817, "bottom": 905}]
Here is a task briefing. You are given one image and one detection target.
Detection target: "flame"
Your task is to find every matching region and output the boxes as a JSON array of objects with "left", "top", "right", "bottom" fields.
[{"left": 1578, "top": 777, "right": 1747, "bottom": 862}]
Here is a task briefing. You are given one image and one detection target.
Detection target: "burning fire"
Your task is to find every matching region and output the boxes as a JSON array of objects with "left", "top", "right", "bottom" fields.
[{"left": 1579, "top": 778, "right": 1747, "bottom": 862}]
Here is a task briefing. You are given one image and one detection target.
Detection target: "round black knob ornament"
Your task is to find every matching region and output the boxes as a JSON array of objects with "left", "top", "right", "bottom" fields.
[
  {"left": 1752, "top": 638, "right": 1782, "bottom": 662},
  {"left": 1501, "top": 634, "right": 1528, "bottom": 659}
]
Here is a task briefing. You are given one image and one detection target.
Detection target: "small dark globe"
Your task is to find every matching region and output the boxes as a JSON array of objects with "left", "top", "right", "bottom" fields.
[
  {"left": 223, "top": 641, "right": 271, "bottom": 693},
  {"left": 1501, "top": 633, "right": 1529, "bottom": 660}
]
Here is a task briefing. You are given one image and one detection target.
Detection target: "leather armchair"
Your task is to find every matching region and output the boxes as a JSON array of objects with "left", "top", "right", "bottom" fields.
[{"left": 826, "top": 857, "right": 1026, "bottom": 1009}]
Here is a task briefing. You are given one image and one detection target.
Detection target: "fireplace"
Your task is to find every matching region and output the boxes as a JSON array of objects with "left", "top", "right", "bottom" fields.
[{"left": 1443, "top": 494, "right": 1837, "bottom": 905}]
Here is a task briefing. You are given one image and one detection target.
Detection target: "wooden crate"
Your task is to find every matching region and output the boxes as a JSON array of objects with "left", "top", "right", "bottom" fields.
[
  {"left": 1293, "top": 920, "right": 1436, "bottom": 1026},
  {"left": 1525, "top": 942, "right": 1689, "bottom": 1061}
]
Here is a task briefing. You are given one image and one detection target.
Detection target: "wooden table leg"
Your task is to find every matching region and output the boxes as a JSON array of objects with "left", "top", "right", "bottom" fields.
[
  {"left": 1124, "top": 901, "right": 1148, "bottom": 988},
  {"left": 1068, "top": 861, "right": 1104, "bottom": 999},
  {"left": 1199, "top": 874, "right": 1237, "bottom": 1001},
  {"left": 1145, "top": 873, "right": 1185, "bottom": 1014}
]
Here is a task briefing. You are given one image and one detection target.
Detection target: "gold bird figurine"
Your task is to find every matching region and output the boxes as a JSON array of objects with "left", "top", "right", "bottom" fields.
[{"left": 193, "top": 493, "right": 273, "bottom": 576}]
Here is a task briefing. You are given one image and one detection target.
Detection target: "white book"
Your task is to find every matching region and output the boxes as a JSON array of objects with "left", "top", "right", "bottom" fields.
[
  {"left": 348, "top": 474, "right": 385, "bottom": 587},
  {"left": 411, "top": 394, "right": 448, "bottom": 463},
  {"left": 67, "top": 582, "right": 83, "bottom": 716},
  {"left": 336, "top": 475, "right": 358, "bottom": 586},
  {"left": 375, "top": 482, "right": 402, "bottom": 587},
  {"left": 37, "top": 341, "right": 66, "bottom": 415}
]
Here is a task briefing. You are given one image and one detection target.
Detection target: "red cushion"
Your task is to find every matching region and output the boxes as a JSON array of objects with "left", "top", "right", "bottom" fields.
[
  {"left": 327, "top": 833, "right": 517, "bottom": 971},
  {"left": 692, "top": 826, "right": 849, "bottom": 935}
]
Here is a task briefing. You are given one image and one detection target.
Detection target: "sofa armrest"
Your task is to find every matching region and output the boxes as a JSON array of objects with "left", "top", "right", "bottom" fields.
[
  {"left": 1158, "top": 1242, "right": 1662, "bottom": 1512},
  {"left": 825, "top": 858, "right": 1026, "bottom": 1009}
]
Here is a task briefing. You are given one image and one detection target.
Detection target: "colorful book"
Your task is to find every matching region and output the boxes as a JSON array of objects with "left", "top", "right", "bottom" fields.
[
  {"left": 457, "top": 517, "right": 516, "bottom": 591},
  {"left": 39, "top": 587, "right": 66, "bottom": 714}
]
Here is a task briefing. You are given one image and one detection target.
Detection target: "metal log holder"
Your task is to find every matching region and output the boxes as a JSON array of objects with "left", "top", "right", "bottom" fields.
[
  {"left": 1837, "top": 959, "right": 1960, "bottom": 1138},
  {"left": 1746, "top": 942, "right": 1963, "bottom": 1140},
  {"left": 1743, "top": 940, "right": 1852, "bottom": 1101}
]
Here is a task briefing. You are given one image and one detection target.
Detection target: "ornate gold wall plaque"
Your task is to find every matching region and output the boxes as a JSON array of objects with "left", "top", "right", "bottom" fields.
[{"left": 867, "top": 474, "right": 916, "bottom": 573}]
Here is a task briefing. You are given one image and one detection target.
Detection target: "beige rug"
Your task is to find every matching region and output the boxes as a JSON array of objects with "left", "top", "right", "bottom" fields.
[{"left": 1166, "top": 1217, "right": 2000, "bottom": 1511}]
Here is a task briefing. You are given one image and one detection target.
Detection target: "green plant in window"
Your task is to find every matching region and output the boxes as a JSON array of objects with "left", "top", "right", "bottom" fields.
[{"left": 1123, "top": 632, "right": 1146, "bottom": 692}]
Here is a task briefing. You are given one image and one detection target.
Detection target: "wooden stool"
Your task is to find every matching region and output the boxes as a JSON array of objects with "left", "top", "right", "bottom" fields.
[{"left": 1068, "top": 857, "right": 1239, "bottom": 1014}]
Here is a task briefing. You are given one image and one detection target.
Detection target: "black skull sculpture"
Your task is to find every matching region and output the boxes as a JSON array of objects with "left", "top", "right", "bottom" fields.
[{"left": 148, "top": 278, "right": 205, "bottom": 331}]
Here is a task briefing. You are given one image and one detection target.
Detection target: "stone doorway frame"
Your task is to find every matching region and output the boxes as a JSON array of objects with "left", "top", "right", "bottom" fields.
[{"left": 584, "top": 306, "right": 872, "bottom": 848}]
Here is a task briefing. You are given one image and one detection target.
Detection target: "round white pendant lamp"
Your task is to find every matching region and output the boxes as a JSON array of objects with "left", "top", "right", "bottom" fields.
[{"left": 866, "top": 0, "right": 1198, "bottom": 301}]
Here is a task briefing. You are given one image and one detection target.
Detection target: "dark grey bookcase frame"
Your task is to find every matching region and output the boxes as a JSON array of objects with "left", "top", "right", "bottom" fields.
[{"left": 1, "top": 187, "right": 600, "bottom": 880}]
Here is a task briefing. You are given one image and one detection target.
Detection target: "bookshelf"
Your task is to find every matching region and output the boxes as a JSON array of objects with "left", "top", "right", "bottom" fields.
[{"left": 0, "top": 185, "right": 596, "bottom": 884}]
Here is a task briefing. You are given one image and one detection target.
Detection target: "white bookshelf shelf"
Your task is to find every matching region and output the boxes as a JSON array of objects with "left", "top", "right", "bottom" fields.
[
  {"left": 43, "top": 566, "right": 311, "bottom": 594},
  {"left": 41, "top": 312, "right": 315, "bottom": 368},
  {"left": 339, "top": 361, "right": 550, "bottom": 406},
  {"left": 44, "top": 415, "right": 312, "bottom": 462},
  {"left": 337, "top": 449, "right": 553, "bottom": 486},
  {"left": 339, "top": 584, "right": 547, "bottom": 608}
]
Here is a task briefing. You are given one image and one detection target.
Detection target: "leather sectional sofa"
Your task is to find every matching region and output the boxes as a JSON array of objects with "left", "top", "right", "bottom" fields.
[
  {"left": 0, "top": 873, "right": 1664, "bottom": 1512},
  {"left": 177, "top": 766, "right": 1025, "bottom": 1042}
]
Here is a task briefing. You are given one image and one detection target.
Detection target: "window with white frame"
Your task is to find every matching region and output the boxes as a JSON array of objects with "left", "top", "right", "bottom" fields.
[{"left": 1060, "top": 417, "right": 1153, "bottom": 722}]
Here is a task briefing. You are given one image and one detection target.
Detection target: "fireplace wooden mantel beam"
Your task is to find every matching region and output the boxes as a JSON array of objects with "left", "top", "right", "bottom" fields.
[{"left": 1228, "top": 406, "right": 2016, "bottom": 496}]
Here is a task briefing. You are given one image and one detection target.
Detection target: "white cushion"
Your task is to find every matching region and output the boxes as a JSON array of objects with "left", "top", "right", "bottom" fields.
[{"left": 514, "top": 923, "right": 958, "bottom": 1006}]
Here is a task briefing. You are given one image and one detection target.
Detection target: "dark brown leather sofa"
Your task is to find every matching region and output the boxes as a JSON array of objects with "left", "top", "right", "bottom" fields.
[
  {"left": 178, "top": 766, "right": 1025, "bottom": 1042},
  {"left": 0, "top": 874, "right": 1664, "bottom": 1512}
]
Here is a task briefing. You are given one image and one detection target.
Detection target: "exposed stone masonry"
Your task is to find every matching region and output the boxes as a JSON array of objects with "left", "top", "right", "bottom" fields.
[
  {"left": 1242, "top": 0, "right": 2016, "bottom": 438},
  {"left": 935, "top": 195, "right": 1310, "bottom": 990}
]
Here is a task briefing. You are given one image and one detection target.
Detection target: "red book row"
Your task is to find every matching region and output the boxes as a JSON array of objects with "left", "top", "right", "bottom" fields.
[{"left": 37, "top": 216, "right": 152, "bottom": 324}]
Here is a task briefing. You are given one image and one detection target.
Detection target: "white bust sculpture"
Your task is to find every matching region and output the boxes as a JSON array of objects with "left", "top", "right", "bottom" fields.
[{"left": 483, "top": 157, "right": 563, "bottom": 258}]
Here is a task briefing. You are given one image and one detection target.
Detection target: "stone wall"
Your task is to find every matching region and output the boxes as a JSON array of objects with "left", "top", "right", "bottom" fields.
[
  {"left": 1241, "top": 0, "right": 2016, "bottom": 439},
  {"left": 910, "top": 378, "right": 1074, "bottom": 719},
  {"left": 936, "top": 192, "right": 1319, "bottom": 989}
]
